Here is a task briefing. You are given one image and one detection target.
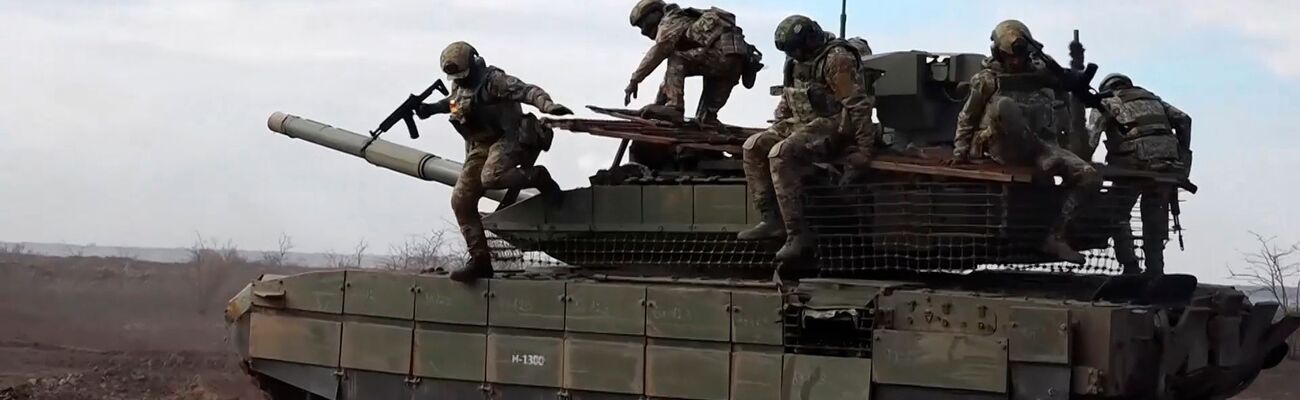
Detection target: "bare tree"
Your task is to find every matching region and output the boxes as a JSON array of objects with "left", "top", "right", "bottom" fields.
[
  {"left": 1227, "top": 231, "right": 1300, "bottom": 359},
  {"left": 351, "top": 239, "right": 369, "bottom": 268},
  {"left": 259, "top": 233, "right": 295, "bottom": 267},
  {"left": 0, "top": 242, "right": 31, "bottom": 262},
  {"left": 1228, "top": 231, "right": 1300, "bottom": 311},
  {"left": 186, "top": 233, "right": 245, "bottom": 315},
  {"left": 324, "top": 238, "right": 369, "bottom": 269},
  {"left": 381, "top": 230, "right": 457, "bottom": 272}
]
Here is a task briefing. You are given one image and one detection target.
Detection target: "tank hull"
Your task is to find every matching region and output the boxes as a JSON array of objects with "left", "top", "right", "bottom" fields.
[{"left": 227, "top": 269, "right": 1297, "bottom": 400}]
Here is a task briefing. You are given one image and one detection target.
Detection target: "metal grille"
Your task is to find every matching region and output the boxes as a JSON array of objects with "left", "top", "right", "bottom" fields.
[{"left": 488, "top": 182, "right": 1180, "bottom": 276}]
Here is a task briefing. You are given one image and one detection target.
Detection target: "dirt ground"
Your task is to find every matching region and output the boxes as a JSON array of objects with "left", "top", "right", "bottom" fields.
[
  {"left": 0, "top": 254, "right": 1296, "bottom": 399},
  {"left": 0, "top": 255, "right": 301, "bottom": 400}
]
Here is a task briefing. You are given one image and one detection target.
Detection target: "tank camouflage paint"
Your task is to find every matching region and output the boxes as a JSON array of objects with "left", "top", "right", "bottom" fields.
[{"left": 236, "top": 49, "right": 1300, "bottom": 399}]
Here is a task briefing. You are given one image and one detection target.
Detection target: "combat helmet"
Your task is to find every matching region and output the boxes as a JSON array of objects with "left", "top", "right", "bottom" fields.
[
  {"left": 1100, "top": 73, "right": 1134, "bottom": 91},
  {"left": 774, "top": 15, "right": 827, "bottom": 61},
  {"left": 989, "top": 19, "right": 1039, "bottom": 57},
  {"left": 629, "top": 0, "right": 666, "bottom": 26},
  {"left": 440, "top": 41, "right": 479, "bottom": 80}
]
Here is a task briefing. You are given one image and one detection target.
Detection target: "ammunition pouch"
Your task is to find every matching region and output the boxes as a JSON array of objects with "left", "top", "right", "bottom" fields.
[
  {"left": 518, "top": 113, "right": 553, "bottom": 152},
  {"left": 1110, "top": 134, "right": 1179, "bottom": 172}
]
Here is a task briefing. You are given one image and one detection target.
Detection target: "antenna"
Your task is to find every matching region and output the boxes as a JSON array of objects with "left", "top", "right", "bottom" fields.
[{"left": 839, "top": 0, "right": 848, "bottom": 39}]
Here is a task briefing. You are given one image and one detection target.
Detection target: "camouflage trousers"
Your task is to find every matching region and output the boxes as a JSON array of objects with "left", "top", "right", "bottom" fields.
[
  {"left": 985, "top": 97, "right": 1102, "bottom": 238},
  {"left": 742, "top": 117, "right": 847, "bottom": 236},
  {"left": 655, "top": 46, "right": 746, "bottom": 120},
  {"left": 1108, "top": 157, "right": 1172, "bottom": 275},
  {"left": 451, "top": 136, "right": 532, "bottom": 259}
]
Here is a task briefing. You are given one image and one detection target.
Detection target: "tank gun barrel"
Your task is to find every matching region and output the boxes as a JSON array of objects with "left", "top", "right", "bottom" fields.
[{"left": 267, "top": 112, "right": 522, "bottom": 202}]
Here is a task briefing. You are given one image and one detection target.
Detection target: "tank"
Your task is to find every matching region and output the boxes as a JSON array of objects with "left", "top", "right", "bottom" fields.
[{"left": 229, "top": 50, "right": 1299, "bottom": 400}]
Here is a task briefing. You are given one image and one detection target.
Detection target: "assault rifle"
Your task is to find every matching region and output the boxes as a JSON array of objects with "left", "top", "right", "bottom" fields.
[
  {"left": 370, "top": 80, "right": 449, "bottom": 140},
  {"left": 1026, "top": 39, "right": 1102, "bottom": 108}
]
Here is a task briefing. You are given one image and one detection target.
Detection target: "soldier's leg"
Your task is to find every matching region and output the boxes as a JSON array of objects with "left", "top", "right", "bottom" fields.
[
  {"left": 1035, "top": 145, "right": 1103, "bottom": 265},
  {"left": 695, "top": 56, "right": 744, "bottom": 124},
  {"left": 644, "top": 54, "right": 688, "bottom": 122},
  {"left": 770, "top": 123, "right": 832, "bottom": 261},
  {"left": 1109, "top": 181, "right": 1142, "bottom": 274},
  {"left": 481, "top": 137, "right": 561, "bottom": 203},
  {"left": 1139, "top": 183, "right": 1171, "bottom": 275},
  {"left": 450, "top": 141, "right": 492, "bottom": 281},
  {"left": 738, "top": 123, "right": 793, "bottom": 240}
]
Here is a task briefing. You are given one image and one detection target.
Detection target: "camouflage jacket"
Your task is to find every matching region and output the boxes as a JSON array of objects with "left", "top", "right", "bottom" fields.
[
  {"left": 629, "top": 4, "right": 745, "bottom": 85},
  {"left": 953, "top": 59, "right": 1066, "bottom": 160},
  {"left": 773, "top": 41, "right": 876, "bottom": 154},
  {"left": 427, "top": 66, "right": 557, "bottom": 142},
  {"left": 1087, "top": 87, "right": 1191, "bottom": 163}
]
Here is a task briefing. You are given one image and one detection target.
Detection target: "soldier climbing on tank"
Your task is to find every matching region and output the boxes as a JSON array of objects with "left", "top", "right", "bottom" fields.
[
  {"left": 736, "top": 15, "right": 876, "bottom": 262},
  {"left": 623, "top": 0, "right": 763, "bottom": 124},
  {"left": 946, "top": 20, "right": 1102, "bottom": 264},
  {"left": 1089, "top": 73, "right": 1192, "bottom": 276},
  {"left": 415, "top": 41, "right": 573, "bottom": 282}
]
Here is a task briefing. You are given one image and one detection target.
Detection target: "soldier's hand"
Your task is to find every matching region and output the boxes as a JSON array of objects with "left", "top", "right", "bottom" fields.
[
  {"left": 544, "top": 103, "right": 574, "bottom": 116},
  {"left": 415, "top": 102, "right": 444, "bottom": 119},
  {"left": 623, "top": 81, "right": 639, "bottom": 106}
]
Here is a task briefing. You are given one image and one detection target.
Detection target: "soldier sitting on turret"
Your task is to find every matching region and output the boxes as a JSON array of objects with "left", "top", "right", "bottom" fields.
[
  {"left": 736, "top": 15, "right": 876, "bottom": 262},
  {"left": 416, "top": 42, "right": 574, "bottom": 282},
  {"left": 1089, "top": 73, "right": 1192, "bottom": 276},
  {"left": 623, "top": 0, "right": 763, "bottom": 124},
  {"left": 946, "top": 20, "right": 1102, "bottom": 264}
]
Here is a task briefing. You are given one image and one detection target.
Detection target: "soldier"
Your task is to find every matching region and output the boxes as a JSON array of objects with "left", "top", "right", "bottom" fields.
[
  {"left": 736, "top": 15, "right": 875, "bottom": 262},
  {"left": 1089, "top": 73, "right": 1192, "bottom": 275},
  {"left": 416, "top": 42, "right": 573, "bottom": 282},
  {"left": 947, "top": 20, "right": 1102, "bottom": 264},
  {"left": 624, "top": 0, "right": 762, "bottom": 124}
]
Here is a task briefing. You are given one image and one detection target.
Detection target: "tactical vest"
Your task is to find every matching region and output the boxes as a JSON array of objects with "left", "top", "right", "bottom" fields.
[
  {"left": 680, "top": 7, "right": 736, "bottom": 48},
  {"left": 1099, "top": 87, "right": 1178, "bottom": 165},
  {"left": 447, "top": 66, "right": 524, "bottom": 143},
  {"left": 782, "top": 40, "right": 862, "bottom": 122},
  {"left": 991, "top": 71, "right": 1059, "bottom": 140}
]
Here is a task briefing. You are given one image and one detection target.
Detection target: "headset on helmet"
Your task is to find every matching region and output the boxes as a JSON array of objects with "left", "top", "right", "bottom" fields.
[
  {"left": 774, "top": 15, "right": 826, "bottom": 60},
  {"left": 440, "top": 41, "right": 479, "bottom": 80},
  {"left": 629, "top": 0, "right": 666, "bottom": 26},
  {"left": 1099, "top": 73, "right": 1133, "bottom": 91},
  {"left": 989, "top": 19, "right": 1037, "bottom": 58}
]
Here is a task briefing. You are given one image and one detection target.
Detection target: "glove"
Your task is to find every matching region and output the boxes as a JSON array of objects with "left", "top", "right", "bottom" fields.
[
  {"left": 543, "top": 103, "right": 573, "bottom": 116},
  {"left": 415, "top": 102, "right": 449, "bottom": 119},
  {"left": 623, "top": 81, "right": 639, "bottom": 106}
]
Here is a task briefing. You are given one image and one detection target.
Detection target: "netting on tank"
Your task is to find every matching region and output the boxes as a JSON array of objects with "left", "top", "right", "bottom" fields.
[{"left": 488, "top": 181, "right": 1180, "bottom": 275}]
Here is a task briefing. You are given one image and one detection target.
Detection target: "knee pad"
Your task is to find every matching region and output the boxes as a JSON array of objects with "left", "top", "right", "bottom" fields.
[{"left": 768, "top": 140, "right": 788, "bottom": 159}]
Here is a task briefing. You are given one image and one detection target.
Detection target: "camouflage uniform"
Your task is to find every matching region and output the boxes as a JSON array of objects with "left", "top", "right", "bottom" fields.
[
  {"left": 953, "top": 60, "right": 1102, "bottom": 264},
  {"left": 420, "top": 42, "right": 570, "bottom": 282},
  {"left": 1088, "top": 76, "right": 1192, "bottom": 275},
  {"left": 628, "top": 3, "right": 756, "bottom": 122},
  {"left": 739, "top": 17, "right": 875, "bottom": 261},
  {"left": 425, "top": 68, "right": 562, "bottom": 261}
]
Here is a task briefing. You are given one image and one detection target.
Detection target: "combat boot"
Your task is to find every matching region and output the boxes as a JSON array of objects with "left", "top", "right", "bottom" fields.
[
  {"left": 528, "top": 166, "right": 564, "bottom": 206},
  {"left": 1142, "top": 245, "right": 1165, "bottom": 277},
  {"left": 1041, "top": 234, "right": 1085, "bottom": 265},
  {"left": 450, "top": 255, "right": 493, "bottom": 282},
  {"left": 738, "top": 218, "right": 784, "bottom": 240},
  {"left": 774, "top": 226, "right": 816, "bottom": 262},
  {"left": 639, "top": 104, "right": 685, "bottom": 124},
  {"left": 738, "top": 199, "right": 785, "bottom": 240}
]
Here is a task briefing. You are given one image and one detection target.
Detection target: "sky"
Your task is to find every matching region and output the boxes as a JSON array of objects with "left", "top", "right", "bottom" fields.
[{"left": 1, "top": 0, "right": 1298, "bottom": 283}]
